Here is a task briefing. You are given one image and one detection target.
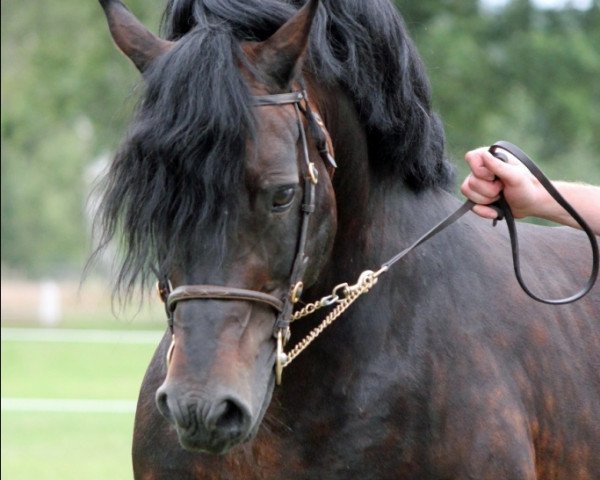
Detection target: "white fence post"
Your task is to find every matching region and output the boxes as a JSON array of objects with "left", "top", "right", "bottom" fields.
[{"left": 38, "top": 281, "right": 62, "bottom": 326}]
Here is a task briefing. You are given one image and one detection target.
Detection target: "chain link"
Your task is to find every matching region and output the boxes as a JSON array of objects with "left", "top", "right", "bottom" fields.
[
  {"left": 290, "top": 295, "right": 336, "bottom": 321},
  {"left": 282, "top": 268, "right": 386, "bottom": 368}
]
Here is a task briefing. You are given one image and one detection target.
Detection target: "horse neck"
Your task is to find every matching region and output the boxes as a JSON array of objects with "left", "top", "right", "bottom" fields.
[
  {"left": 314, "top": 85, "right": 461, "bottom": 295},
  {"left": 285, "top": 86, "right": 462, "bottom": 390}
]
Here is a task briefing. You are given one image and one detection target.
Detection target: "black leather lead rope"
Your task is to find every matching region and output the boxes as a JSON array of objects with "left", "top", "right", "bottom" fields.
[
  {"left": 382, "top": 200, "right": 474, "bottom": 269},
  {"left": 488, "top": 141, "right": 599, "bottom": 305},
  {"left": 381, "top": 141, "right": 598, "bottom": 305}
]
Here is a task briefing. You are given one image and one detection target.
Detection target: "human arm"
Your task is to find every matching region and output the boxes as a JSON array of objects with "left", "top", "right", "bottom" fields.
[{"left": 460, "top": 147, "right": 600, "bottom": 235}]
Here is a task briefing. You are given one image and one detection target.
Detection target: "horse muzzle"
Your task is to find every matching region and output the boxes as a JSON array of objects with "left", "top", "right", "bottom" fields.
[{"left": 156, "top": 383, "right": 254, "bottom": 454}]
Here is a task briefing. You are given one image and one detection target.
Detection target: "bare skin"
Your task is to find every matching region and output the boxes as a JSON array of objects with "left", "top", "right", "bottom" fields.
[{"left": 461, "top": 147, "right": 600, "bottom": 235}]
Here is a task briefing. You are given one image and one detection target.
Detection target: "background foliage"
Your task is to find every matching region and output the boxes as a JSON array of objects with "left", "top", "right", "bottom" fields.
[{"left": 2, "top": 0, "right": 599, "bottom": 278}]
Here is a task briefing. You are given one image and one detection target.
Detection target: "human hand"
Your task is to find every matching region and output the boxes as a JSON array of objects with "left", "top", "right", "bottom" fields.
[{"left": 460, "top": 147, "right": 545, "bottom": 220}]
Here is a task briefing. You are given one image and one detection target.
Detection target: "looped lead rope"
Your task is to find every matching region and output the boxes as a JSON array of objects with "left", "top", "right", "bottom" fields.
[
  {"left": 488, "top": 141, "right": 599, "bottom": 305},
  {"left": 382, "top": 141, "right": 598, "bottom": 303}
]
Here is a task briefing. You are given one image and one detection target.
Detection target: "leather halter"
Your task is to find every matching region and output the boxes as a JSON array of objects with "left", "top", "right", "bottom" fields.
[{"left": 157, "top": 89, "right": 333, "bottom": 342}]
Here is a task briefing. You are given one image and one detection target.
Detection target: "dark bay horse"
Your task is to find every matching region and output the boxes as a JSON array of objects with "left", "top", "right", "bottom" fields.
[{"left": 95, "top": 0, "right": 600, "bottom": 478}]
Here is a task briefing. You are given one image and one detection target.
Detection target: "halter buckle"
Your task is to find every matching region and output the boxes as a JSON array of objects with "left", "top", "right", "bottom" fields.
[
  {"left": 290, "top": 281, "right": 304, "bottom": 304},
  {"left": 156, "top": 280, "right": 171, "bottom": 303},
  {"left": 308, "top": 162, "right": 319, "bottom": 185},
  {"left": 275, "top": 329, "right": 289, "bottom": 385}
]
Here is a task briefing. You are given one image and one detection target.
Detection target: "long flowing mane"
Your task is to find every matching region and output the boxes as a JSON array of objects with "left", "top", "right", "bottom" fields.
[
  {"left": 95, "top": 0, "right": 455, "bottom": 296},
  {"left": 163, "top": 0, "right": 454, "bottom": 186}
]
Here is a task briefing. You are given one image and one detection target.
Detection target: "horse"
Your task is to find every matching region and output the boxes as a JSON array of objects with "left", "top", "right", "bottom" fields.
[{"left": 95, "top": 0, "right": 600, "bottom": 478}]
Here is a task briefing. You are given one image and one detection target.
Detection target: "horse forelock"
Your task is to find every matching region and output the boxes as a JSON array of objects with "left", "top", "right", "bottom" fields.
[{"left": 96, "top": 24, "right": 255, "bottom": 297}]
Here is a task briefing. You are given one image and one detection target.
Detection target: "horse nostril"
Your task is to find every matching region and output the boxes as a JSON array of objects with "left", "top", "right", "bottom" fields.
[
  {"left": 155, "top": 386, "right": 172, "bottom": 421},
  {"left": 208, "top": 398, "right": 250, "bottom": 435},
  {"left": 217, "top": 400, "right": 242, "bottom": 429}
]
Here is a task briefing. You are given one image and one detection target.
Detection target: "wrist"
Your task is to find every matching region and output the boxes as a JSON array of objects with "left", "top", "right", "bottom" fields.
[
  {"left": 525, "top": 183, "right": 555, "bottom": 220},
  {"left": 529, "top": 181, "right": 579, "bottom": 227}
]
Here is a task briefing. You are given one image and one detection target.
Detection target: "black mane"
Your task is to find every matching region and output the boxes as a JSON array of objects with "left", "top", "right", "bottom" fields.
[
  {"left": 95, "top": 0, "right": 454, "bottom": 296},
  {"left": 95, "top": 24, "right": 254, "bottom": 295},
  {"left": 163, "top": 0, "right": 454, "bottom": 187}
]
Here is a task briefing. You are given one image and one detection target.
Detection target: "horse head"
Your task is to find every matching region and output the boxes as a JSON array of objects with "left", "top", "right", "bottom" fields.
[{"left": 99, "top": 0, "right": 337, "bottom": 454}]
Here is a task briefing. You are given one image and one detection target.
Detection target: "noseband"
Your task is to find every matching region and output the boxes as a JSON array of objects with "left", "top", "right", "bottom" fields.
[{"left": 157, "top": 88, "right": 335, "bottom": 384}]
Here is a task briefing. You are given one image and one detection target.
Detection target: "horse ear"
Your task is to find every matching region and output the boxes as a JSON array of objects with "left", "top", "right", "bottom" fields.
[
  {"left": 99, "top": 0, "right": 174, "bottom": 73},
  {"left": 248, "top": 0, "right": 319, "bottom": 89}
]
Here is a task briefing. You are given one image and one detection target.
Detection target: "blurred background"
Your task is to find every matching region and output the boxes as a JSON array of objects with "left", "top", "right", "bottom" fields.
[{"left": 1, "top": 0, "right": 599, "bottom": 478}]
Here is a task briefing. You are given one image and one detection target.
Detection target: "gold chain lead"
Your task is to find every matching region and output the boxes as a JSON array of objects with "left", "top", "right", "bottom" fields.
[{"left": 282, "top": 268, "right": 385, "bottom": 368}]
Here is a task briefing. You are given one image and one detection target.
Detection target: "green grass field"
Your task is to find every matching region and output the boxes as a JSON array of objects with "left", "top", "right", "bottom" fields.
[{"left": 1, "top": 327, "right": 162, "bottom": 479}]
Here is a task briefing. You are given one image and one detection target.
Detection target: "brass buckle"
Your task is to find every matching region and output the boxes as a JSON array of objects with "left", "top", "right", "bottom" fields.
[
  {"left": 156, "top": 279, "right": 172, "bottom": 304},
  {"left": 166, "top": 334, "right": 175, "bottom": 366},
  {"left": 290, "top": 281, "right": 304, "bottom": 304},
  {"left": 275, "top": 329, "right": 289, "bottom": 386}
]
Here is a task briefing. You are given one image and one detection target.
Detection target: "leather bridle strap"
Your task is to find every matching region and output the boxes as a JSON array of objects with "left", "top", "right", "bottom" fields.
[
  {"left": 167, "top": 285, "right": 284, "bottom": 313},
  {"left": 246, "top": 89, "right": 320, "bottom": 334},
  {"left": 253, "top": 92, "right": 305, "bottom": 106}
]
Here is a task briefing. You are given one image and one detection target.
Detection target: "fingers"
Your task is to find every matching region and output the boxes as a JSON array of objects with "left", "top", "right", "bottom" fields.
[
  {"left": 472, "top": 204, "right": 500, "bottom": 220},
  {"left": 465, "top": 147, "right": 529, "bottom": 187},
  {"left": 479, "top": 150, "right": 525, "bottom": 187},
  {"left": 460, "top": 173, "right": 502, "bottom": 205},
  {"left": 464, "top": 145, "right": 540, "bottom": 221},
  {"left": 465, "top": 148, "right": 496, "bottom": 181},
  {"left": 463, "top": 147, "right": 507, "bottom": 220}
]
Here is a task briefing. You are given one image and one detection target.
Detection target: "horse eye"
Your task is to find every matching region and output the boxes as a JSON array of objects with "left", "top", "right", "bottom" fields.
[{"left": 272, "top": 186, "right": 296, "bottom": 211}]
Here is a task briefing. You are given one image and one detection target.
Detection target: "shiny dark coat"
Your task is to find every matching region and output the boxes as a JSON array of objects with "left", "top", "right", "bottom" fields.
[{"left": 95, "top": 1, "right": 600, "bottom": 478}]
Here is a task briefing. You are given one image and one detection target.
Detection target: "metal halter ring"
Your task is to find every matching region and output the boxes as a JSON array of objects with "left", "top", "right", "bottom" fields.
[
  {"left": 290, "top": 281, "right": 304, "bottom": 304},
  {"left": 275, "top": 330, "right": 288, "bottom": 386},
  {"left": 308, "top": 162, "right": 319, "bottom": 184}
]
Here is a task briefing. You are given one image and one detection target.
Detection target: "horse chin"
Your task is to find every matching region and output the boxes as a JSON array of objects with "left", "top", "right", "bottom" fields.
[
  {"left": 174, "top": 416, "right": 257, "bottom": 455},
  {"left": 177, "top": 431, "right": 243, "bottom": 455}
]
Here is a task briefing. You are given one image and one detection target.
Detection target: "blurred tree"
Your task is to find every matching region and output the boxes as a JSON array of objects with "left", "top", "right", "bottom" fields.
[
  {"left": 397, "top": 0, "right": 600, "bottom": 185},
  {"left": 1, "top": 0, "right": 159, "bottom": 276},
  {"left": 1, "top": 0, "right": 598, "bottom": 278}
]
